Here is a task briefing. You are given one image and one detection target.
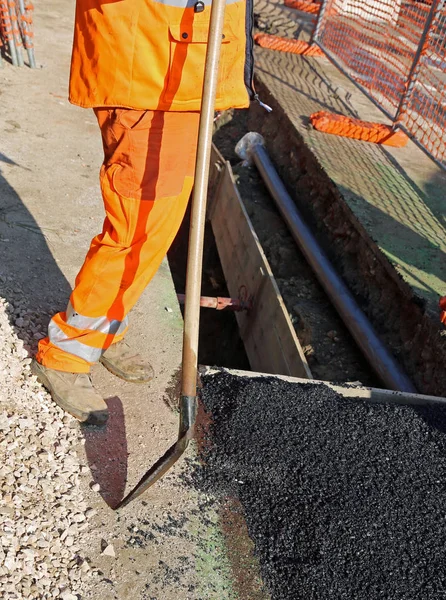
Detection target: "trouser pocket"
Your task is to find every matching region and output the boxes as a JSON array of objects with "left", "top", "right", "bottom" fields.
[{"left": 96, "top": 109, "right": 200, "bottom": 202}]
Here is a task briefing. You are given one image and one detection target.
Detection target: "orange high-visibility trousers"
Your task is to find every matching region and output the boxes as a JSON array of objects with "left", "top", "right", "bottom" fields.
[{"left": 36, "top": 108, "right": 200, "bottom": 373}]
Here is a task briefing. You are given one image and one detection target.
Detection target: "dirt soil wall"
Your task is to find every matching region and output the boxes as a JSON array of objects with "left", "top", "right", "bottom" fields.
[{"left": 249, "top": 81, "right": 446, "bottom": 397}]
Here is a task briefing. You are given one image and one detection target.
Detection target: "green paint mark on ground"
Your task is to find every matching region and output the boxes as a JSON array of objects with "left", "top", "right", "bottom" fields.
[{"left": 188, "top": 491, "right": 239, "bottom": 600}]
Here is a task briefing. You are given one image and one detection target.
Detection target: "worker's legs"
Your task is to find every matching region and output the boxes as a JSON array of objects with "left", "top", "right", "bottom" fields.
[{"left": 36, "top": 109, "right": 200, "bottom": 375}]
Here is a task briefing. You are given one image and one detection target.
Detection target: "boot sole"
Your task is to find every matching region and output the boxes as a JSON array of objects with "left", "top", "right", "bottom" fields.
[
  {"left": 99, "top": 357, "right": 154, "bottom": 384},
  {"left": 31, "top": 360, "right": 108, "bottom": 426}
]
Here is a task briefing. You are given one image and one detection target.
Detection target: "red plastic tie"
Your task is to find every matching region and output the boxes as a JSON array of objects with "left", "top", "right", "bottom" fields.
[{"left": 440, "top": 296, "right": 446, "bottom": 325}]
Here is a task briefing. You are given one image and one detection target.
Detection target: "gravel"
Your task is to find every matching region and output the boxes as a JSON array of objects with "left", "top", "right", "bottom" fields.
[
  {"left": 0, "top": 291, "right": 95, "bottom": 599},
  {"left": 101, "top": 544, "right": 116, "bottom": 558},
  {"left": 197, "top": 371, "right": 446, "bottom": 600}
]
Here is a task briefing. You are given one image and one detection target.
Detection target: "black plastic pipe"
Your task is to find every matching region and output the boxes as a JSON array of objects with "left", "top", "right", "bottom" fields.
[{"left": 235, "top": 133, "right": 416, "bottom": 393}]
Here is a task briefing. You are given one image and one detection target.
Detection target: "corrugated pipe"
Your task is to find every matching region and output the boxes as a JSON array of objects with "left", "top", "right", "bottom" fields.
[{"left": 235, "top": 132, "right": 416, "bottom": 393}]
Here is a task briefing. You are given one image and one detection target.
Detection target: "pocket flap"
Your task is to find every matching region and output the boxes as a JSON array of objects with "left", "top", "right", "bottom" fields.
[{"left": 169, "top": 20, "right": 236, "bottom": 43}]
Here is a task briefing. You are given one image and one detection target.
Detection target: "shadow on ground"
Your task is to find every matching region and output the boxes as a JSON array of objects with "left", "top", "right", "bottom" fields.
[
  {"left": 82, "top": 396, "right": 128, "bottom": 508},
  {"left": 0, "top": 155, "right": 128, "bottom": 506},
  {"left": 0, "top": 153, "right": 70, "bottom": 361}
]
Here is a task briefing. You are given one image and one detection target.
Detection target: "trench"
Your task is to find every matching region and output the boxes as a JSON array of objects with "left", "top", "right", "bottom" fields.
[
  {"left": 169, "top": 109, "right": 381, "bottom": 388},
  {"left": 168, "top": 204, "right": 251, "bottom": 371}
]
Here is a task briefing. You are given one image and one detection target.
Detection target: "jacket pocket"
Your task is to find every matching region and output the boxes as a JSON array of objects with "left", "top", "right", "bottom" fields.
[{"left": 163, "top": 20, "right": 238, "bottom": 106}]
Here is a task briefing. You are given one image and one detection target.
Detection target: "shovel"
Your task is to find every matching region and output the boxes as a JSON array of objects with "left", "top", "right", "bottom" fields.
[{"left": 115, "top": 0, "right": 227, "bottom": 509}]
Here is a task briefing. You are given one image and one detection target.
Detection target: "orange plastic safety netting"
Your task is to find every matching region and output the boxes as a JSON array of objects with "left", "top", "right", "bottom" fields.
[
  {"left": 284, "top": 0, "right": 321, "bottom": 15},
  {"left": 254, "top": 33, "right": 325, "bottom": 56},
  {"left": 0, "top": 0, "right": 35, "bottom": 67},
  {"left": 313, "top": 0, "right": 446, "bottom": 167},
  {"left": 310, "top": 110, "right": 409, "bottom": 146},
  {"left": 395, "top": 5, "right": 446, "bottom": 165}
]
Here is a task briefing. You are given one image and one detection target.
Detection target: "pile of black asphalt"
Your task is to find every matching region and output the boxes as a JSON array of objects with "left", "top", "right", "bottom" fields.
[{"left": 194, "top": 371, "right": 446, "bottom": 600}]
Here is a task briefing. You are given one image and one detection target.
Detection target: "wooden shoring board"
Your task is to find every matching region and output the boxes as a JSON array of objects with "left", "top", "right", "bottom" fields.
[
  {"left": 207, "top": 154, "right": 312, "bottom": 379},
  {"left": 208, "top": 144, "right": 226, "bottom": 201}
]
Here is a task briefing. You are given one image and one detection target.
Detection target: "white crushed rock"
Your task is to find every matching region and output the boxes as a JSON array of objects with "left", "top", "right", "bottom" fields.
[
  {"left": 0, "top": 295, "right": 95, "bottom": 599},
  {"left": 101, "top": 544, "right": 115, "bottom": 558}
]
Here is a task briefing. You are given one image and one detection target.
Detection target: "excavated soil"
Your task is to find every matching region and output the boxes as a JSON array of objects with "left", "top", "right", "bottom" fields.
[{"left": 195, "top": 371, "right": 446, "bottom": 600}]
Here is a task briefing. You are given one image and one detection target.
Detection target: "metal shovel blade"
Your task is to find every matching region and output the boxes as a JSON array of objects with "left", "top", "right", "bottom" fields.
[{"left": 115, "top": 395, "right": 196, "bottom": 509}]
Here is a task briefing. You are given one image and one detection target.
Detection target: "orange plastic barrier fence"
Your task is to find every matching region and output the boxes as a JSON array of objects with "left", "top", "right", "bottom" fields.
[
  {"left": 312, "top": 0, "right": 445, "bottom": 168},
  {"left": 310, "top": 111, "right": 409, "bottom": 147},
  {"left": 0, "top": 0, "right": 13, "bottom": 42},
  {"left": 0, "top": 0, "right": 35, "bottom": 67},
  {"left": 284, "top": 0, "right": 321, "bottom": 14},
  {"left": 254, "top": 33, "right": 325, "bottom": 56}
]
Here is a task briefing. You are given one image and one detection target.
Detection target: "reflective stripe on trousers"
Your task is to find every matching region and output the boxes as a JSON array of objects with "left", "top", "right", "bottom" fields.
[
  {"left": 36, "top": 109, "right": 200, "bottom": 373},
  {"left": 47, "top": 303, "right": 129, "bottom": 363}
]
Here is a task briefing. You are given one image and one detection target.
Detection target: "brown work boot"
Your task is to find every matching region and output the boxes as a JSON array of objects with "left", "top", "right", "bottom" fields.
[
  {"left": 31, "top": 360, "right": 108, "bottom": 426},
  {"left": 99, "top": 341, "right": 154, "bottom": 384}
]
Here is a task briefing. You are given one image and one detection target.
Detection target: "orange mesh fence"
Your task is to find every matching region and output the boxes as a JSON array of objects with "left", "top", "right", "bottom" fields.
[
  {"left": 395, "top": 5, "right": 446, "bottom": 165},
  {"left": 20, "top": 0, "right": 35, "bottom": 51},
  {"left": 0, "top": 0, "right": 13, "bottom": 42},
  {"left": 310, "top": 111, "right": 409, "bottom": 146},
  {"left": 254, "top": 33, "right": 325, "bottom": 56},
  {"left": 9, "top": 0, "right": 23, "bottom": 66},
  {"left": 312, "top": 0, "right": 446, "bottom": 168},
  {"left": 0, "top": 0, "right": 35, "bottom": 67},
  {"left": 284, "top": 0, "right": 321, "bottom": 15}
]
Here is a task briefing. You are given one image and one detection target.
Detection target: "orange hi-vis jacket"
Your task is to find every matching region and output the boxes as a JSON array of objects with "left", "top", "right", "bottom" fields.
[{"left": 69, "top": 0, "right": 255, "bottom": 112}]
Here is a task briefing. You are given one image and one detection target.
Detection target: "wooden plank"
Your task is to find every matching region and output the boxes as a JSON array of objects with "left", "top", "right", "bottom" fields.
[
  {"left": 207, "top": 144, "right": 226, "bottom": 221},
  {"left": 209, "top": 161, "right": 312, "bottom": 379}
]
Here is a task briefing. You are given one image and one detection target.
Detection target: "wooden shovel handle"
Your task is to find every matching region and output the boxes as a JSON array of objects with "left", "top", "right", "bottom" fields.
[{"left": 181, "top": 0, "right": 227, "bottom": 399}]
